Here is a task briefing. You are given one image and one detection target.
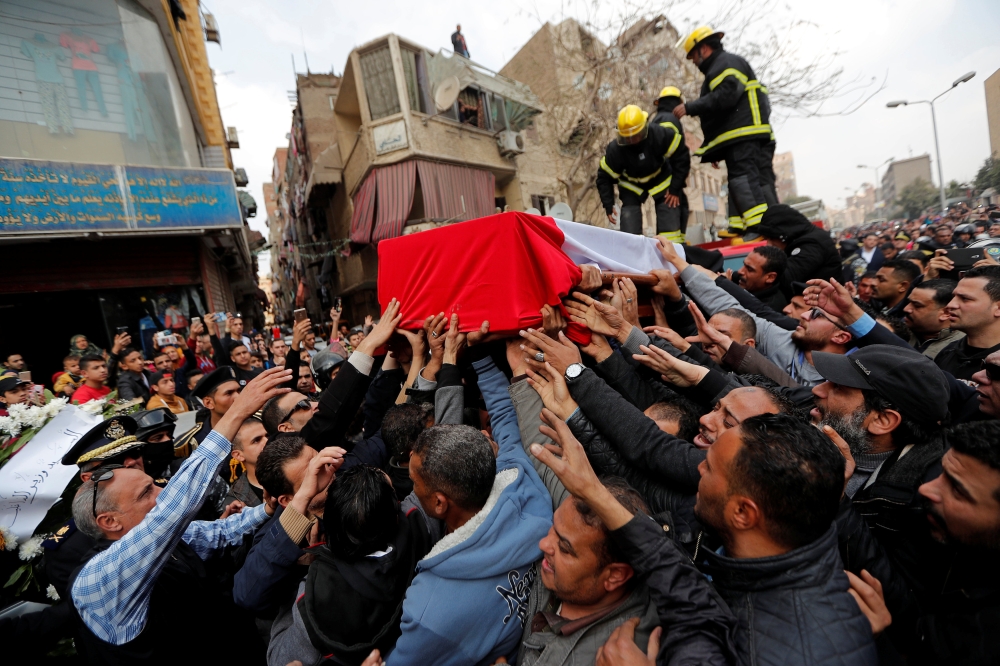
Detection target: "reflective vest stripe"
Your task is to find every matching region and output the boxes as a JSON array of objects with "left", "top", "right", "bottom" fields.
[
  {"left": 665, "top": 130, "right": 682, "bottom": 158},
  {"left": 600, "top": 157, "right": 620, "bottom": 179},
  {"left": 695, "top": 124, "right": 773, "bottom": 155},
  {"left": 618, "top": 180, "right": 645, "bottom": 195},
  {"left": 623, "top": 166, "right": 662, "bottom": 184},
  {"left": 709, "top": 68, "right": 749, "bottom": 91},
  {"left": 748, "top": 87, "right": 761, "bottom": 127},
  {"left": 647, "top": 175, "right": 673, "bottom": 196},
  {"left": 742, "top": 203, "right": 768, "bottom": 221}
]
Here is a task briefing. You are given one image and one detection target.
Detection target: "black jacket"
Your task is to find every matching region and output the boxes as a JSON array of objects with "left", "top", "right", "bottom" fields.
[
  {"left": 934, "top": 338, "right": 1000, "bottom": 382},
  {"left": 701, "top": 524, "right": 879, "bottom": 666},
  {"left": 612, "top": 515, "right": 741, "bottom": 665},
  {"left": 301, "top": 360, "right": 374, "bottom": 453},
  {"left": 754, "top": 204, "right": 842, "bottom": 296},
  {"left": 684, "top": 48, "right": 772, "bottom": 163},
  {"left": 652, "top": 100, "right": 691, "bottom": 198},
  {"left": 597, "top": 122, "right": 675, "bottom": 213},
  {"left": 116, "top": 369, "right": 151, "bottom": 403}
]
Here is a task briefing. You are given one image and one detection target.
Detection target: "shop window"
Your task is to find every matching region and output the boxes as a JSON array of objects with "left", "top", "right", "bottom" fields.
[
  {"left": 531, "top": 194, "right": 555, "bottom": 214},
  {"left": 359, "top": 45, "right": 400, "bottom": 120}
]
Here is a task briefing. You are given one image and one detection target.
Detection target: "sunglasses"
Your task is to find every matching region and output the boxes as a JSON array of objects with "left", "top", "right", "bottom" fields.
[
  {"left": 91, "top": 464, "right": 124, "bottom": 517},
  {"left": 981, "top": 361, "right": 1000, "bottom": 382},
  {"left": 279, "top": 399, "right": 313, "bottom": 425},
  {"left": 806, "top": 308, "right": 846, "bottom": 330}
]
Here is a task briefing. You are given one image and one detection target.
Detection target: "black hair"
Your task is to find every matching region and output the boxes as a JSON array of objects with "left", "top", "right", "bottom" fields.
[
  {"left": 898, "top": 250, "right": 929, "bottom": 267},
  {"left": 740, "top": 375, "right": 802, "bottom": 419},
  {"left": 860, "top": 270, "right": 878, "bottom": 281},
  {"left": 645, "top": 397, "right": 702, "bottom": 441},
  {"left": 383, "top": 403, "right": 435, "bottom": 459},
  {"left": 229, "top": 343, "right": 248, "bottom": 355},
  {"left": 121, "top": 347, "right": 141, "bottom": 360},
  {"left": 962, "top": 265, "right": 1000, "bottom": 302},
  {"left": 573, "top": 477, "right": 648, "bottom": 568},
  {"left": 912, "top": 278, "right": 957, "bottom": 308},
  {"left": 412, "top": 424, "right": 495, "bottom": 511},
  {"left": 878, "top": 315, "right": 910, "bottom": 339},
  {"left": 324, "top": 465, "right": 399, "bottom": 559},
  {"left": 947, "top": 421, "right": 1000, "bottom": 501},
  {"left": 79, "top": 353, "right": 105, "bottom": 372},
  {"left": 880, "top": 242, "right": 896, "bottom": 253},
  {"left": 732, "top": 413, "right": 844, "bottom": 549},
  {"left": 715, "top": 308, "right": 757, "bottom": 341},
  {"left": 256, "top": 434, "right": 308, "bottom": 497},
  {"left": 882, "top": 258, "right": 921, "bottom": 284},
  {"left": 233, "top": 417, "right": 264, "bottom": 451},
  {"left": 261, "top": 395, "right": 287, "bottom": 435},
  {"left": 861, "top": 388, "right": 938, "bottom": 447},
  {"left": 751, "top": 244, "right": 787, "bottom": 277},
  {"left": 63, "top": 354, "right": 78, "bottom": 364}
]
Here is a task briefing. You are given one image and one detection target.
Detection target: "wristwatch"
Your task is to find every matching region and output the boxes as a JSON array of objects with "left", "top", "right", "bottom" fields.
[{"left": 564, "top": 363, "right": 585, "bottom": 381}]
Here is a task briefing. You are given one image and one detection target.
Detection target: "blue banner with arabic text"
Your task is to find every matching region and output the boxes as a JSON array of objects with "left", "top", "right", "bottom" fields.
[{"left": 0, "top": 159, "right": 243, "bottom": 235}]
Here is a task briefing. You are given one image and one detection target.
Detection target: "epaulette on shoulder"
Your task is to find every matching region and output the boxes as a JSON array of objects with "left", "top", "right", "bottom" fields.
[
  {"left": 42, "top": 521, "right": 76, "bottom": 550},
  {"left": 173, "top": 422, "right": 204, "bottom": 459}
]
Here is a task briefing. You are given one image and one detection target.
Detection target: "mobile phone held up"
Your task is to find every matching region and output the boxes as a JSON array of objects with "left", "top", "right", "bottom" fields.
[
  {"left": 293, "top": 308, "right": 308, "bottom": 323},
  {"left": 334, "top": 297, "right": 342, "bottom": 312}
]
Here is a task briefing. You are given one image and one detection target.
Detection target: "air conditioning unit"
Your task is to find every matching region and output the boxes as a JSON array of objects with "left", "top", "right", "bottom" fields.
[
  {"left": 227, "top": 126, "right": 240, "bottom": 149},
  {"left": 497, "top": 130, "right": 525, "bottom": 156},
  {"left": 234, "top": 168, "right": 248, "bottom": 187},
  {"left": 204, "top": 13, "right": 221, "bottom": 44}
]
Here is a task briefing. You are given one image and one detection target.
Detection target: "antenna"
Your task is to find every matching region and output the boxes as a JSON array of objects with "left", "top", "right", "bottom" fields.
[
  {"left": 301, "top": 28, "right": 310, "bottom": 74},
  {"left": 291, "top": 53, "right": 296, "bottom": 77}
]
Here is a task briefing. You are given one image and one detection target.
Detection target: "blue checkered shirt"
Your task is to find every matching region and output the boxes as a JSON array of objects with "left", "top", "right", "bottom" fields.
[{"left": 70, "top": 429, "right": 269, "bottom": 645}]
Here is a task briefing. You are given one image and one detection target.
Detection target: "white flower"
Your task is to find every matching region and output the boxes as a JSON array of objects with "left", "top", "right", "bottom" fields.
[
  {"left": 0, "top": 525, "right": 17, "bottom": 551},
  {"left": 18, "top": 535, "right": 43, "bottom": 561},
  {"left": 0, "top": 415, "right": 19, "bottom": 437},
  {"left": 46, "top": 584, "right": 60, "bottom": 601}
]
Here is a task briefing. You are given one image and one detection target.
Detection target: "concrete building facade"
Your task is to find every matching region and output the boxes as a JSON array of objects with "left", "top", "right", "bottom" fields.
[
  {"left": 986, "top": 67, "right": 1000, "bottom": 159},
  {"left": 882, "top": 155, "right": 933, "bottom": 208},
  {"left": 773, "top": 151, "right": 797, "bottom": 202}
]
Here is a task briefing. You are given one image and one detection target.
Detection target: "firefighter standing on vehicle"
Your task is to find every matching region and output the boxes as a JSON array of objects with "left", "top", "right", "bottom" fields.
[
  {"left": 650, "top": 86, "right": 691, "bottom": 243},
  {"left": 596, "top": 104, "right": 676, "bottom": 238},
  {"left": 673, "top": 26, "right": 773, "bottom": 238}
]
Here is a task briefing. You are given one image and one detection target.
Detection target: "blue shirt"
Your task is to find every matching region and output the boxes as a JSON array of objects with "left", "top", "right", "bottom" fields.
[{"left": 70, "top": 429, "right": 269, "bottom": 645}]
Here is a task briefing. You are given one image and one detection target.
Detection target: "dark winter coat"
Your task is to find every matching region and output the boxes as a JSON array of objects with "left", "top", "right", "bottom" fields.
[{"left": 754, "top": 204, "right": 842, "bottom": 296}]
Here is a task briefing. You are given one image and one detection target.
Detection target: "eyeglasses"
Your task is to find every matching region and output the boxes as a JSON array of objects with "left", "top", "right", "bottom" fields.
[
  {"left": 981, "top": 360, "right": 1000, "bottom": 382},
  {"left": 91, "top": 464, "right": 123, "bottom": 517},
  {"left": 279, "top": 399, "right": 313, "bottom": 425},
  {"left": 806, "top": 307, "right": 846, "bottom": 330}
]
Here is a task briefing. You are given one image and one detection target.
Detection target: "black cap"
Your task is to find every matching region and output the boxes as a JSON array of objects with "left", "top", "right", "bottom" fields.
[
  {"left": 790, "top": 281, "right": 808, "bottom": 297},
  {"left": 191, "top": 366, "right": 238, "bottom": 399},
  {"left": 148, "top": 370, "right": 174, "bottom": 386},
  {"left": 0, "top": 375, "right": 30, "bottom": 394},
  {"left": 812, "top": 345, "right": 949, "bottom": 426},
  {"left": 61, "top": 415, "right": 142, "bottom": 467}
]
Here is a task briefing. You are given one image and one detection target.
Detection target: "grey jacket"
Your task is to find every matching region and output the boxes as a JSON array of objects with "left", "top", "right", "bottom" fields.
[
  {"left": 909, "top": 328, "right": 965, "bottom": 361},
  {"left": 509, "top": 379, "right": 570, "bottom": 510},
  {"left": 681, "top": 265, "right": 825, "bottom": 386},
  {"left": 518, "top": 564, "right": 659, "bottom": 666},
  {"left": 224, "top": 472, "right": 263, "bottom": 510}
]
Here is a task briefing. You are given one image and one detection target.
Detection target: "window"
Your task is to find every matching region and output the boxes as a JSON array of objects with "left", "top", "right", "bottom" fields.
[
  {"left": 359, "top": 46, "right": 400, "bottom": 120},
  {"left": 401, "top": 48, "right": 431, "bottom": 114},
  {"left": 531, "top": 194, "right": 555, "bottom": 214}
]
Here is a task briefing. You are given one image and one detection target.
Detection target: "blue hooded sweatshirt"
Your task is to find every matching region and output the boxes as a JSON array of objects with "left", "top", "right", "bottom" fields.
[{"left": 386, "top": 357, "right": 553, "bottom": 666}]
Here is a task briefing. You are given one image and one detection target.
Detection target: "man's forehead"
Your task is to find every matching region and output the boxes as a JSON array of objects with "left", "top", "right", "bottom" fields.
[
  {"left": 728, "top": 387, "right": 776, "bottom": 415},
  {"left": 945, "top": 449, "right": 1000, "bottom": 500},
  {"left": 986, "top": 350, "right": 1000, "bottom": 364}
]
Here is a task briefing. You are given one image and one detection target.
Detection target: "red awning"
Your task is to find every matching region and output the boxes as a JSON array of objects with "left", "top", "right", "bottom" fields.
[
  {"left": 372, "top": 160, "right": 418, "bottom": 243},
  {"left": 417, "top": 161, "right": 495, "bottom": 221},
  {"left": 349, "top": 171, "right": 378, "bottom": 244}
]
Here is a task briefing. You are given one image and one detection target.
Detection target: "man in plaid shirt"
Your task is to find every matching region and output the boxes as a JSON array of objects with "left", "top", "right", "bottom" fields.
[{"left": 68, "top": 367, "right": 294, "bottom": 663}]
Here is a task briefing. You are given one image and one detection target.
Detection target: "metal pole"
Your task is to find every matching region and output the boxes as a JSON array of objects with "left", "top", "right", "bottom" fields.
[{"left": 928, "top": 101, "right": 947, "bottom": 212}]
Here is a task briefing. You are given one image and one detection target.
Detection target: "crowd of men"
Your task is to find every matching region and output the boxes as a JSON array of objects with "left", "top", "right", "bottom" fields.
[{"left": 1, "top": 196, "right": 999, "bottom": 665}]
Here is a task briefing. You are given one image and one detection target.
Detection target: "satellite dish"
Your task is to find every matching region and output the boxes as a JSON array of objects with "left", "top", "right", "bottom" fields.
[
  {"left": 524, "top": 207, "right": 541, "bottom": 215},
  {"left": 548, "top": 202, "right": 572, "bottom": 220},
  {"left": 434, "top": 76, "right": 461, "bottom": 112}
]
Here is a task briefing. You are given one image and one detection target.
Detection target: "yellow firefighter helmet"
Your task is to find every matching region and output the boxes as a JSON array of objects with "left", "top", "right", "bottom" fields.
[
  {"left": 678, "top": 25, "right": 724, "bottom": 54},
  {"left": 656, "top": 86, "right": 683, "bottom": 102},
  {"left": 616, "top": 105, "right": 649, "bottom": 146}
]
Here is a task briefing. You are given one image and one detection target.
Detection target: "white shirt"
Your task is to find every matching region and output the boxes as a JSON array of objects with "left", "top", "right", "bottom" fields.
[{"left": 861, "top": 247, "right": 877, "bottom": 264}]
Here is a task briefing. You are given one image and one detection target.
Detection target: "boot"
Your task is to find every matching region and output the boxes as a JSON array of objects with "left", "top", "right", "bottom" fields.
[
  {"left": 655, "top": 202, "right": 684, "bottom": 243},
  {"left": 619, "top": 205, "right": 643, "bottom": 235}
]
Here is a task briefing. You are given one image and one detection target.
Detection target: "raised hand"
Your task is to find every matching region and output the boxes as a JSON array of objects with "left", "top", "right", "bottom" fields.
[
  {"left": 520, "top": 328, "right": 582, "bottom": 376},
  {"left": 216, "top": 367, "right": 293, "bottom": 441},
  {"left": 803, "top": 278, "right": 860, "bottom": 324},
  {"left": 596, "top": 618, "right": 660, "bottom": 666},
  {"left": 633, "top": 344, "right": 708, "bottom": 388},
  {"left": 291, "top": 317, "right": 312, "bottom": 351},
  {"left": 421, "top": 313, "right": 448, "bottom": 381},
  {"left": 356, "top": 299, "right": 402, "bottom": 355},
  {"left": 540, "top": 304, "right": 568, "bottom": 338},
  {"left": 846, "top": 570, "right": 892, "bottom": 636},
  {"left": 579, "top": 331, "right": 614, "bottom": 362},
  {"left": 822, "top": 423, "right": 856, "bottom": 496},
  {"left": 617, "top": 278, "right": 640, "bottom": 327},
  {"left": 688, "top": 301, "right": 734, "bottom": 358},
  {"left": 565, "top": 292, "right": 627, "bottom": 339},
  {"left": 656, "top": 237, "right": 689, "bottom": 272},
  {"left": 577, "top": 264, "right": 603, "bottom": 292},
  {"left": 644, "top": 325, "right": 690, "bottom": 353},
  {"left": 648, "top": 269, "right": 682, "bottom": 302},
  {"left": 290, "top": 446, "right": 346, "bottom": 518},
  {"left": 526, "top": 362, "right": 579, "bottom": 420}
]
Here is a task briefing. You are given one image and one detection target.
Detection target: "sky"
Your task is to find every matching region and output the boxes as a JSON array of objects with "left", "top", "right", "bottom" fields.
[{"left": 202, "top": 0, "right": 1000, "bottom": 249}]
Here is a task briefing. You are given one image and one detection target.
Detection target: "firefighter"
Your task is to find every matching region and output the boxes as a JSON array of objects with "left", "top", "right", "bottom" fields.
[
  {"left": 651, "top": 86, "right": 691, "bottom": 243},
  {"left": 596, "top": 104, "right": 675, "bottom": 237},
  {"left": 673, "top": 26, "right": 773, "bottom": 238}
]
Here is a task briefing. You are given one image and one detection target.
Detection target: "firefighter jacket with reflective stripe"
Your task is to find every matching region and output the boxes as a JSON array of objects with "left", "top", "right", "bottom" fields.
[
  {"left": 651, "top": 109, "right": 691, "bottom": 197},
  {"left": 596, "top": 122, "right": 674, "bottom": 213},
  {"left": 684, "top": 49, "right": 772, "bottom": 163}
]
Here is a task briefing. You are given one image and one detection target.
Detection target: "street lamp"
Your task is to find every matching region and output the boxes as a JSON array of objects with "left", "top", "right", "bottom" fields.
[
  {"left": 857, "top": 157, "right": 894, "bottom": 206},
  {"left": 887, "top": 71, "right": 976, "bottom": 213}
]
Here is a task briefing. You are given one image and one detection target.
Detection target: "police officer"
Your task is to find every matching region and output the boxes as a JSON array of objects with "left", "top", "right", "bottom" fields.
[
  {"left": 596, "top": 104, "right": 675, "bottom": 237},
  {"left": 674, "top": 25, "right": 774, "bottom": 238},
  {"left": 174, "top": 365, "right": 240, "bottom": 458},
  {"left": 651, "top": 86, "right": 691, "bottom": 243}
]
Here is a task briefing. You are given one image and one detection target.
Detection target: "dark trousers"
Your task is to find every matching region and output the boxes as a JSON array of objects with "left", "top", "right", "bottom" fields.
[
  {"left": 618, "top": 184, "right": 683, "bottom": 240},
  {"left": 721, "top": 140, "right": 769, "bottom": 229}
]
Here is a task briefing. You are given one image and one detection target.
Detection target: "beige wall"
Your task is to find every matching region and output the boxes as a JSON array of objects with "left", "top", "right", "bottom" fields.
[{"left": 986, "top": 68, "right": 1000, "bottom": 159}]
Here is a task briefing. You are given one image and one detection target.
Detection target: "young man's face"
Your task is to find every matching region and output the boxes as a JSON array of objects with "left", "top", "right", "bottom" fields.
[
  {"left": 736, "top": 251, "right": 775, "bottom": 293},
  {"left": 203, "top": 381, "right": 241, "bottom": 416},
  {"left": 155, "top": 376, "right": 176, "bottom": 396},
  {"left": 270, "top": 339, "right": 288, "bottom": 358},
  {"left": 695, "top": 387, "right": 778, "bottom": 449},
  {"left": 874, "top": 267, "right": 907, "bottom": 301},
  {"left": 196, "top": 335, "right": 212, "bottom": 354},
  {"left": 782, "top": 295, "right": 809, "bottom": 321},
  {"left": 297, "top": 366, "right": 315, "bottom": 393},
  {"left": 863, "top": 234, "right": 878, "bottom": 249},
  {"left": 187, "top": 373, "right": 203, "bottom": 392},
  {"left": 250, "top": 355, "right": 263, "bottom": 369},
  {"left": 304, "top": 332, "right": 316, "bottom": 349},
  {"left": 903, "top": 287, "right": 948, "bottom": 336},
  {"left": 857, "top": 277, "right": 878, "bottom": 302},
  {"left": 233, "top": 420, "right": 268, "bottom": 467},
  {"left": 153, "top": 354, "right": 172, "bottom": 372},
  {"left": 919, "top": 449, "right": 1000, "bottom": 549},
  {"left": 4, "top": 354, "right": 25, "bottom": 370},
  {"left": 947, "top": 277, "right": 1000, "bottom": 333},
  {"left": 349, "top": 332, "right": 364, "bottom": 348},
  {"left": 694, "top": 426, "right": 742, "bottom": 532},
  {"left": 230, "top": 345, "right": 251, "bottom": 369},
  {"left": 893, "top": 238, "right": 909, "bottom": 250},
  {"left": 230, "top": 317, "right": 244, "bottom": 336},
  {"left": 935, "top": 228, "right": 953, "bottom": 245},
  {"left": 123, "top": 351, "right": 144, "bottom": 373},
  {"left": 64, "top": 358, "right": 80, "bottom": 375},
  {"left": 3, "top": 385, "right": 30, "bottom": 405},
  {"left": 83, "top": 360, "right": 108, "bottom": 383}
]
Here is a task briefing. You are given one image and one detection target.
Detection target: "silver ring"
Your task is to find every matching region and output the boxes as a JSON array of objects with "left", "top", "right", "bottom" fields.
[
  {"left": 430, "top": 331, "right": 439, "bottom": 337},
  {"left": 534, "top": 352, "right": 545, "bottom": 362},
  {"left": 626, "top": 298, "right": 634, "bottom": 303}
]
